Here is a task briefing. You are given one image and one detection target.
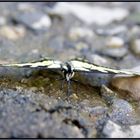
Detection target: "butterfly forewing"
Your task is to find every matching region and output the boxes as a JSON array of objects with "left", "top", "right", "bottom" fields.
[
  {"left": 0, "top": 59, "right": 62, "bottom": 69},
  {"left": 70, "top": 59, "right": 140, "bottom": 76}
]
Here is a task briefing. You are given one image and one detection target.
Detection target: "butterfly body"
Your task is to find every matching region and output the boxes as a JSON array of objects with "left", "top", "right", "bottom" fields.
[{"left": 61, "top": 62, "right": 75, "bottom": 82}]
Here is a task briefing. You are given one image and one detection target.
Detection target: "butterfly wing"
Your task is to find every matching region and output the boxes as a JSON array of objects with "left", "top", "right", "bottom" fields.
[
  {"left": 69, "top": 59, "right": 140, "bottom": 76},
  {"left": 0, "top": 58, "right": 62, "bottom": 70}
]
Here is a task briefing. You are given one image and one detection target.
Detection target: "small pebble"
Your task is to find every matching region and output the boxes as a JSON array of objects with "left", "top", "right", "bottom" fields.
[
  {"left": 69, "top": 26, "right": 94, "bottom": 40},
  {"left": 0, "top": 25, "right": 25, "bottom": 40},
  {"left": 106, "top": 36, "right": 124, "bottom": 48},
  {"left": 96, "top": 26, "right": 127, "bottom": 36},
  {"left": 100, "top": 47, "right": 128, "bottom": 59},
  {"left": 75, "top": 42, "right": 89, "bottom": 51},
  {"left": 130, "top": 38, "right": 140, "bottom": 56},
  {"left": 91, "top": 54, "right": 108, "bottom": 66},
  {"left": 100, "top": 85, "right": 117, "bottom": 104}
]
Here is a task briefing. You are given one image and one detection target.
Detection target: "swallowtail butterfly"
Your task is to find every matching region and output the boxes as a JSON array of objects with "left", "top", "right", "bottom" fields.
[{"left": 1, "top": 58, "right": 140, "bottom": 96}]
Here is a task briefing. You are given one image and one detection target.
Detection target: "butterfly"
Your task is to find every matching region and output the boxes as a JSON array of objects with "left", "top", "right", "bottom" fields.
[{"left": 1, "top": 57, "right": 140, "bottom": 96}]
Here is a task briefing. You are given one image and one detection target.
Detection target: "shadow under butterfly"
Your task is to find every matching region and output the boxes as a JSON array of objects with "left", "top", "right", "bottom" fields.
[{"left": 1, "top": 58, "right": 140, "bottom": 96}]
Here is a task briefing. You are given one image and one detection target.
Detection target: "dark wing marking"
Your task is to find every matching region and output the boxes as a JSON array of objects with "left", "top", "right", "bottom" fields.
[
  {"left": 69, "top": 59, "right": 140, "bottom": 76},
  {"left": 0, "top": 58, "right": 62, "bottom": 69}
]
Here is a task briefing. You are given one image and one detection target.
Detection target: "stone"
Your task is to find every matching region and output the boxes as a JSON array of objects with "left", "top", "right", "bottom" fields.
[
  {"left": 69, "top": 26, "right": 94, "bottom": 41},
  {"left": 52, "top": 2, "right": 129, "bottom": 25},
  {"left": 106, "top": 36, "right": 125, "bottom": 48},
  {"left": 75, "top": 42, "right": 89, "bottom": 51},
  {"left": 100, "top": 85, "right": 136, "bottom": 125},
  {"left": 96, "top": 26, "right": 127, "bottom": 36},
  {"left": 89, "top": 106, "right": 108, "bottom": 116},
  {"left": 102, "top": 120, "right": 126, "bottom": 138},
  {"left": 100, "top": 47, "right": 128, "bottom": 59},
  {"left": 0, "top": 25, "right": 25, "bottom": 41},
  {"left": 0, "top": 16, "right": 6, "bottom": 26},
  {"left": 102, "top": 120, "right": 140, "bottom": 138},
  {"left": 109, "top": 99, "right": 135, "bottom": 125},
  {"left": 90, "top": 54, "right": 109, "bottom": 66},
  {"left": 14, "top": 11, "right": 51, "bottom": 32},
  {"left": 0, "top": 38, "right": 18, "bottom": 60},
  {"left": 76, "top": 72, "right": 113, "bottom": 87},
  {"left": 111, "top": 76, "right": 140, "bottom": 101},
  {"left": 127, "top": 12, "right": 140, "bottom": 25},
  {"left": 111, "top": 65, "right": 140, "bottom": 100},
  {"left": 17, "top": 3, "right": 35, "bottom": 11},
  {"left": 130, "top": 38, "right": 140, "bottom": 56},
  {"left": 100, "top": 85, "right": 117, "bottom": 104}
]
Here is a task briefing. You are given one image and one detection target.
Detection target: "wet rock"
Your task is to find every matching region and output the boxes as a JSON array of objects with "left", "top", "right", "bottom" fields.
[
  {"left": 102, "top": 120, "right": 140, "bottom": 138},
  {"left": 0, "top": 25, "right": 25, "bottom": 41},
  {"left": 52, "top": 2, "right": 129, "bottom": 25},
  {"left": 14, "top": 11, "right": 51, "bottom": 33},
  {"left": 106, "top": 36, "right": 125, "bottom": 48},
  {"left": 130, "top": 38, "right": 140, "bottom": 56}
]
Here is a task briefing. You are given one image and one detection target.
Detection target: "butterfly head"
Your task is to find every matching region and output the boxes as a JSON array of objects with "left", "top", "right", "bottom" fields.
[{"left": 61, "top": 62, "right": 75, "bottom": 81}]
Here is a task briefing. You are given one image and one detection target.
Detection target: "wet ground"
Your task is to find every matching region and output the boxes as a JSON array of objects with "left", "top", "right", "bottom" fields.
[{"left": 0, "top": 2, "right": 140, "bottom": 138}]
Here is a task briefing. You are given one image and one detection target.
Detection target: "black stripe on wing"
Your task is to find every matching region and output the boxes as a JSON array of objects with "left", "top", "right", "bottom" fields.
[
  {"left": 69, "top": 59, "right": 140, "bottom": 76},
  {"left": 0, "top": 58, "right": 63, "bottom": 70}
]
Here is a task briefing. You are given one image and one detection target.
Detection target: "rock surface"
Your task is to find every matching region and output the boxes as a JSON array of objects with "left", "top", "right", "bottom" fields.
[
  {"left": 102, "top": 120, "right": 140, "bottom": 138},
  {"left": 111, "top": 76, "right": 140, "bottom": 101},
  {"left": 52, "top": 2, "right": 129, "bottom": 25}
]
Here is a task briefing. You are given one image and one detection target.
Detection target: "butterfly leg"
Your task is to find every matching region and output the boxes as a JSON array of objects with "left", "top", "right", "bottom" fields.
[
  {"left": 67, "top": 80, "right": 71, "bottom": 96},
  {"left": 60, "top": 78, "right": 65, "bottom": 90}
]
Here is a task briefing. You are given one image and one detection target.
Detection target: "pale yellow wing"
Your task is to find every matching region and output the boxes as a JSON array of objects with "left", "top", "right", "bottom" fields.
[
  {"left": 69, "top": 59, "right": 140, "bottom": 76},
  {"left": 0, "top": 58, "right": 62, "bottom": 69}
]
